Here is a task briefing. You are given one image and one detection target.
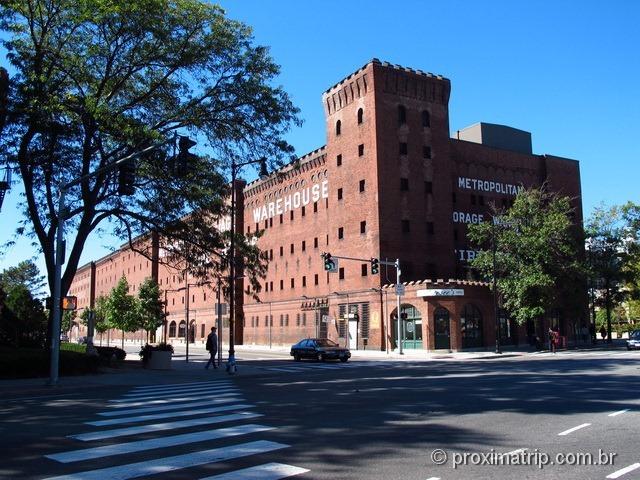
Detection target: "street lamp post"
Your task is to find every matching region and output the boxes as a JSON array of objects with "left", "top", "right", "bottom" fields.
[{"left": 492, "top": 220, "right": 502, "bottom": 355}]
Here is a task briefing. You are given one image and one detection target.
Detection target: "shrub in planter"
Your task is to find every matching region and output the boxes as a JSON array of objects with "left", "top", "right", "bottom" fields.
[
  {"left": 96, "top": 346, "right": 126, "bottom": 362},
  {"left": 139, "top": 343, "right": 174, "bottom": 366}
]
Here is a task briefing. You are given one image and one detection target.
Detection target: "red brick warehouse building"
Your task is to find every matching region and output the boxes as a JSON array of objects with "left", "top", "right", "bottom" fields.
[
  {"left": 242, "top": 58, "right": 583, "bottom": 352},
  {"left": 69, "top": 58, "right": 584, "bottom": 352}
]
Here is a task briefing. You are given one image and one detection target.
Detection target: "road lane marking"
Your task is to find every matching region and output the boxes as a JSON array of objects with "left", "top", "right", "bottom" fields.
[
  {"left": 606, "top": 463, "right": 640, "bottom": 479},
  {"left": 558, "top": 423, "right": 591, "bottom": 436},
  {"left": 86, "top": 403, "right": 254, "bottom": 426},
  {"left": 70, "top": 411, "right": 262, "bottom": 441},
  {"left": 43, "top": 440, "right": 289, "bottom": 480},
  {"left": 130, "top": 380, "right": 232, "bottom": 392},
  {"left": 107, "top": 392, "right": 240, "bottom": 408},
  {"left": 199, "top": 462, "right": 309, "bottom": 479},
  {"left": 47, "top": 424, "right": 273, "bottom": 463},
  {"left": 97, "top": 394, "right": 242, "bottom": 417},
  {"left": 505, "top": 448, "right": 527, "bottom": 455},
  {"left": 608, "top": 409, "right": 630, "bottom": 417},
  {"left": 425, "top": 477, "right": 441, "bottom": 480}
]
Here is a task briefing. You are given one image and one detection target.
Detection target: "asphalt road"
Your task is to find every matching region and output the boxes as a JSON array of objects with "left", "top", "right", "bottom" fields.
[{"left": 0, "top": 349, "right": 638, "bottom": 480}]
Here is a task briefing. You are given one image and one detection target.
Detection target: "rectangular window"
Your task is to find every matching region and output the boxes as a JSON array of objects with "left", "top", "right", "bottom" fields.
[
  {"left": 291, "top": 278, "right": 295, "bottom": 288},
  {"left": 337, "top": 154, "right": 342, "bottom": 166},
  {"left": 264, "top": 220, "right": 268, "bottom": 229},
  {"left": 269, "top": 249, "right": 273, "bottom": 260},
  {"left": 359, "top": 179, "right": 365, "bottom": 192},
  {"left": 314, "top": 274, "right": 319, "bottom": 285},
  {"left": 471, "top": 194, "right": 476, "bottom": 205},
  {"left": 280, "top": 280, "right": 284, "bottom": 290},
  {"left": 302, "top": 206, "right": 306, "bottom": 217},
  {"left": 452, "top": 192, "right": 457, "bottom": 203},
  {"left": 358, "top": 144, "right": 364, "bottom": 156},
  {"left": 479, "top": 195, "right": 485, "bottom": 206},
  {"left": 290, "top": 210, "right": 294, "bottom": 221},
  {"left": 337, "top": 188, "right": 343, "bottom": 200},
  {"left": 423, "top": 146, "right": 431, "bottom": 158},
  {"left": 279, "top": 246, "right": 283, "bottom": 256},
  {"left": 399, "top": 142, "right": 408, "bottom": 155},
  {"left": 265, "top": 316, "right": 269, "bottom": 327},
  {"left": 427, "top": 222, "right": 435, "bottom": 235},
  {"left": 296, "top": 313, "right": 301, "bottom": 327},
  {"left": 280, "top": 314, "right": 284, "bottom": 327},
  {"left": 361, "top": 264, "right": 368, "bottom": 276},
  {"left": 269, "top": 218, "right": 273, "bottom": 227},
  {"left": 270, "top": 281, "right": 273, "bottom": 291},
  {"left": 400, "top": 178, "right": 409, "bottom": 191},
  {"left": 302, "top": 276, "right": 307, "bottom": 287},
  {"left": 402, "top": 219, "right": 410, "bottom": 233},
  {"left": 302, "top": 240, "right": 306, "bottom": 251},
  {"left": 285, "top": 314, "right": 289, "bottom": 327},
  {"left": 425, "top": 181, "right": 433, "bottom": 194},
  {"left": 360, "top": 220, "right": 366, "bottom": 233},
  {"left": 313, "top": 202, "right": 318, "bottom": 213},
  {"left": 339, "top": 267, "right": 345, "bottom": 280},
  {"left": 280, "top": 214, "right": 283, "bottom": 224},
  {"left": 290, "top": 243, "right": 294, "bottom": 254},
  {"left": 338, "top": 227, "right": 344, "bottom": 239},
  {"left": 302, "top": 313, "right": 307, "bottom": 326},
  {"left": 314, "top": 237, "right": 318, "bottom": 248},
  {"left": 453, "top": 229, "right": 458, "bottom": 241}
]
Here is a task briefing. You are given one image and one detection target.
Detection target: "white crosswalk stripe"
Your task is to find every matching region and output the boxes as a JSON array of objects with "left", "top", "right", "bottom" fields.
[
  {"left": 199, "top": 462, "right": 309, "bottom": 479},
  {"left": 44, "top": 380, "right": 309, "bottom": 479},
  {"left": 260, "top": 362, "right": 367, "bottom": 373},
  {"left": 87, "top": 402, "right": 255, "bottom": 426},
  {"left": 113, "top": 386, "right": 238, "bottom": 402},
  {"left": 71, "top": 411, "right": 262, "bottom": 441},
  {"left": 97, "top": 394, "right": 243, "bottom": 417},
  {"left": 44, "top": 440, "right": 290, "bottom": 480}
]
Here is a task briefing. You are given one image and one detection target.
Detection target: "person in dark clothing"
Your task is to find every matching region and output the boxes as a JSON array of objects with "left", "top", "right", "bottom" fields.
[
  {"left": 599, "top": 325, "right": 607, "bottom": 342},
  {"left": 205, "top": 326, "right": 218, "bottom": 369}
]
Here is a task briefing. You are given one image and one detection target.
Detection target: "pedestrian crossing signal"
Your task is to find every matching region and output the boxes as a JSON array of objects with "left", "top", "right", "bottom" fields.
[{"left": 370, "top": 257, "right": 379, "bottom": 275}]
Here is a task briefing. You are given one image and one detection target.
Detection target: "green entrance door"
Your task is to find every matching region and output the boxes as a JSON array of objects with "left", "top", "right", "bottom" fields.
[
  {"left": 401, "top": 304, "right": 422, "bottom": 349},
  {"left": 434, "top": 307, "right": 451, "bottom": 350}
]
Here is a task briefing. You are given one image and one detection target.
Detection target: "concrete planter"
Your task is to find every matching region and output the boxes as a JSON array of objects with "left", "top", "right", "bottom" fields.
[{"left": 146, "top": 350, "right": 172, "bottom": 370}]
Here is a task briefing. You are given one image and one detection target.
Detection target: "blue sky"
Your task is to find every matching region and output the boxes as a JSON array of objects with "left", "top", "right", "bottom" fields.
[{"left": 1, "top": 0, "right": 639, "bottom": 277}]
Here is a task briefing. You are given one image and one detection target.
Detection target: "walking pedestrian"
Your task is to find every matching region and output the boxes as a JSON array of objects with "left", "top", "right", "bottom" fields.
[
  {"left": 549, "top": 327, "right": 558, "bottom": 354},
  {"left": 205, "top": 326, "right": 218, "bottom": 369},
  {"left": 599, "top": 325, "right": 607, "bottom": 342}
]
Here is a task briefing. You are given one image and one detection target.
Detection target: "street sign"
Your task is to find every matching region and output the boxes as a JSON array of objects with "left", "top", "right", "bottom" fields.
[
  {"left": 395, "top": 284, "right": 405, "bottom": 296},
  {"left": 417, "top": 288, "right": 464, "bottom": 297}
]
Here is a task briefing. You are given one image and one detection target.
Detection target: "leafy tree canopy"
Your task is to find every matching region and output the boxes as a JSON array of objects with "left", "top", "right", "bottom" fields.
[
  {"left": 105, "top": 276, "right": 139, "bottom": 333},
  {"left": 137, "top": 277, "right": 164, "bottom": 334},
  {"left": 0, "top": 283, "right": 48, "bottom": 346},
  {"left": 0, "top": 260, "right": 46, "bottom": 297},
  {"left": 468, "top": 186, "right": 584, "bottom": 325},
  {"left": 0, "top": 0, "right": 300, "bottom": 340}
]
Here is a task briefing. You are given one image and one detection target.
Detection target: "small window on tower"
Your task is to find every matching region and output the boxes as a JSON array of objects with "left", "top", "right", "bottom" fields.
[
  {"left": 338, "top": 227, "right": 344, "bottom": 239},
  {"left": 399, "top": 142, "right": 408, "bottom": 155},
  {"left": 337, "top": 154, "right": 342, "bottom": 166},
  {"left": 398, "top": 105, "right": 407, "bottom": 125},
  {"left": 336, "top": 120, "right": 341, "bottom": 136},
  {"left": 359, "top": 179, "right": 365, "bottom": 192},
  {"left": 357, "top": 108, "right": 364, "bottom": 124},
  {"left": 337, "top": 188, "right": 343, "bottom": 200},
  {"left": 358, "top": 144, "right": 364, "bottom": 156},
  {"left": 400, "top": 178, "right": 409, "bottom": 191},
  {"left": 422, "top": 110, "right": 430, "bottom": 127},
  {"left": 423, "top": 146, "right": 431, "bottom": 158}
]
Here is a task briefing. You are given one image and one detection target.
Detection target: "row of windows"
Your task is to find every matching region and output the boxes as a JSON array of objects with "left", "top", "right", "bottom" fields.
[
  {"left": 398, "top": 142, "right": 431, "bottom": 159},
  {"left": 451, "top": 193, "right": 515, "bottom": 208},
  {"left": 248, "top": 313, "right": 309, "bottom": 328},
  {"left": 263, "top": 273, "right": 324, "bottom": 292},
  {"left": 335, "top": 106, "right": 431, "bottom": 136}
]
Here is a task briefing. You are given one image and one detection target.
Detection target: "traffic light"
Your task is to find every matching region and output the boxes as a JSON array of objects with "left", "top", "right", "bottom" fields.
[
  {"left": 117, "top": 159, "right": 136, "bottom": 195},
  {"left": 62, "top": 296, "right": 78, "bottom": 311},
  {"left": 370, "top": 257, "right": 379, "bottom": 275},
  {"left": 175, "top": 135, "right": 197, "bottom": 175},
  {"left": 323, "top": 252, "right": 336, "bottom": 272}
]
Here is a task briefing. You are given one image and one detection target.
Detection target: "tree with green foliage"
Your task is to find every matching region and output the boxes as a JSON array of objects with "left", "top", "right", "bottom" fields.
[
  {"left": 468, "top": 187, "right": 585, "bottom": 328},
  {"left": 0, "top": 284, "right": 48, "bottom": 347},
  {"left": 585, "top": 205, "right": 629, "bottom": 342},
  {"left": 61, "top": 310, "right": 77, "bottom": 336},
  {"left": 0, "top": 260, "right": 45, "bottom": 297},
  {"left": 137, "top": 277, "right": 165, "bottom": 341},
  {"left": 0, "top": 0, "right": 299, "bottom": 345},
  {"left": 80, "top": 295, "right": 110, "bottom": 344},
  {"left": 105, "top": 277, "right": 140, "bottom": 348}
]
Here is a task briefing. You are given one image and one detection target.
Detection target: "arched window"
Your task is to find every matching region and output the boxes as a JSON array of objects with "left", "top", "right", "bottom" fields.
[
  {"left": 357, "top": 108, "right": 364, "bottom": 124},
  {"left": 336, "top": 119, "right": 341, "bottom": 136},
  {"left": 421, "top": 110, "right": 430, "bottom": 128},
  {"left": 169, "top": 321, "right": 176, "bottom": 337},
  {"left": 460, "top": 303, "right": 483, "bottom": 349},
  {"left": 398, "top": 105, "right": 407, "bottom": 125},
  {"left": 178, "top": 320, "right": 186, "bottom": 338}
]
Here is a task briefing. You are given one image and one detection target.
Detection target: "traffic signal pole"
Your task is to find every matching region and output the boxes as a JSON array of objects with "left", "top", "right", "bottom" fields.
[{"left": 396, "top": 258, "right": 403, "bottom": 355}]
